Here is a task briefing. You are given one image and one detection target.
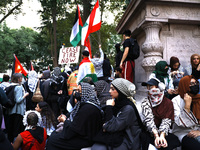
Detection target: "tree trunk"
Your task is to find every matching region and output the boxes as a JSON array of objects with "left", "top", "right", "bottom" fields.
[{"left": 52, "top": 6, "right": 58, "bottom": 67}]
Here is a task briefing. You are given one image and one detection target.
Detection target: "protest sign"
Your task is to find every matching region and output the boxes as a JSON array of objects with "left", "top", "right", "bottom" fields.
[{"left": 58, "top": 46, "right": 80, "bottom": 64}]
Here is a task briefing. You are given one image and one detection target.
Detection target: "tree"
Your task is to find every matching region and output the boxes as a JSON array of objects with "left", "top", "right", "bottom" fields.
[
  {"left": 0, "top": 0, "right": 23, "bottom": 24},
  {"left": 38, "top": 0, "right": 70, "bottom": 67},
  {"left": 0, "top": 23, "right": 51, "bottom": 73}
]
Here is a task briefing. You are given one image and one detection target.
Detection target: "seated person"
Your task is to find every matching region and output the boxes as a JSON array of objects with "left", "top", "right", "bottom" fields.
[
  {"left": 92, "top": 78, "right": 142, "bottom": 150},
  {"left": 168, "top": 56, "right": 185, "bottom": 80},
  {"left": 172, "top": 75, "right": 200, "bottom": 150},
  {"left": 141, "top": 78, "right": 180, "bottom": 150},
  {"left": 185, "top": 54, "right": 200, "bottom": 79},
  {"left": 46, "top": 82, "right": 102, "bottom": 150},
  {"left": 12, "top": 110, "right": 47, "bottom": 150},
  {"left": 149, "top": 61, "right": 175, "bottom": 99}
]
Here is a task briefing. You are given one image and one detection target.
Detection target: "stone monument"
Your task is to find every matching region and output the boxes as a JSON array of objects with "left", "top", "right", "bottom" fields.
[{"left": 116, "top": 0, "right": 200, "bottom": 95}]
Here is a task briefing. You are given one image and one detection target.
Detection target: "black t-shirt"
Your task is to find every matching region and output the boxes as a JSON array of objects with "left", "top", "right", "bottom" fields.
[{"left": 122, "top": 38, "right": 133, "bottom": 61}]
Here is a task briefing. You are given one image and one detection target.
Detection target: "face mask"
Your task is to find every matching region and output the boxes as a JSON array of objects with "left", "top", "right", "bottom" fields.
[
  {"left": 148, "top": 88, "right": 164, "bottom": 107},
  {"left": 189, "top": 85, "right": 199, "bottom": 95},
  {"left": 74, "top": 92, "right": 82, "bottom": 101}
]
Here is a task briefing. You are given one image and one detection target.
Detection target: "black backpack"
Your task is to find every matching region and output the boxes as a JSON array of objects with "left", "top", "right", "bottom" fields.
[
  {"left": 129, "top": 38, "right": 140, "bottom": 60},
  {"left": 5, "top": 85, "right": 17, "bottom": 108}
]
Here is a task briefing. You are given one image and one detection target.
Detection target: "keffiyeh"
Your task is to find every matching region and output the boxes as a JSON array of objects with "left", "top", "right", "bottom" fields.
[
  {"left": 28, "top": 71, "right": 38, "bottom": 92},
  {"left": 70, "top": 82, "right": 100, "bottom": 121}
]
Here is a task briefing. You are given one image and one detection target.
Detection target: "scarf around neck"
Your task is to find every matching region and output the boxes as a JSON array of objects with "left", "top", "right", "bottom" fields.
[{"left": 79, "top": 57, "right": 91, "bottom": 66}]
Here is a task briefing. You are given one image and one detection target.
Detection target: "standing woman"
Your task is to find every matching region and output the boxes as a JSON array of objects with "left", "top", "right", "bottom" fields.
[
  {"left": 6, "top": 73, "right": 29, "bottom": 142},
  {"left": 92, "top": 78, "right": 142, "bottom": 150}
]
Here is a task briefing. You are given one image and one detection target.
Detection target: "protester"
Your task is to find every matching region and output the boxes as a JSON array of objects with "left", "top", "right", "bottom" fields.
[
  {"left": 23, "top": 70, "right": 38, "bottom": 110},
  {"left": 12, "top": 110, "right": 47, "bottom": 150},
  {"left": 39, "top": 69, "right": 50, "bottom": 101},
  {"left": 94, "top": 80, "right": 112, "bottom": 107},
  {"left": 77, "top": 50, "right": 97, "bottom": 84},
  {"left": 90, "top": 45, "right": 104, "bottom": 80},
  {"left": 102, "top": 54, "right": 112, "bottom": 82},
  {"left": 46, "top": 82, "right": 102, "bottom": 150},
  {"left": 172, "top": 75, "right": 200, "bottom": 150},
  {"left": 141, "top": 78, "right": 180, "bottom": 150},
  {"left": 67, "top": 69, "right": 78, "bottom": 96},
  {"left": 120, "top": 29, "right": 135, "bottom": 83},
  {"left": 92, "top": 78, "right": 142, "bottom": 150},
  {"left": 115, "top": 43, "right": 123, "bottom": 68},
  {"left": 46, "top": 67, "right": 66, "bottom": 118},
  {"left": 0, "top": 74, "right": 10, "bottom": 91},
  {"left": 6, "top": 73, "right": 29, "bottom": 142},
  {"left": 149, "top": 60, "right": 175, "bottom": 99},
  {"left": 168, "top": 56, "right": 185, "bottom": 81},
  {"left": 35, "top": 101, "right": 56, "bottom": 137},
  {"left": 185, "top": 54, "right": 200, "bottom": 78},
  {"left": 114, "top": 67, "right": 122, "bottom": 78},
  {"left": 0, "top": 106, "right": 13, "bottom": 150}
]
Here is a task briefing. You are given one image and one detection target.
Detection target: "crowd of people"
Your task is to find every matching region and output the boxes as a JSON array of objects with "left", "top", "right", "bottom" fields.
[{"left": 0, "top": 29, "right": 200, "bottom": 150}]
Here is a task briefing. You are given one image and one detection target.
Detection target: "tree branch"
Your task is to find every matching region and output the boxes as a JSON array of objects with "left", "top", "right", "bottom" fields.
[{"left": 0, "top": 0, "right": 23, "bottom": 24}]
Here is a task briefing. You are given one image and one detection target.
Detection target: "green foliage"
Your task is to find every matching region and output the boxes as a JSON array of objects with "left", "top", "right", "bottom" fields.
[{"left": 0, "top": 23, "right": 51, "bottom": 73}]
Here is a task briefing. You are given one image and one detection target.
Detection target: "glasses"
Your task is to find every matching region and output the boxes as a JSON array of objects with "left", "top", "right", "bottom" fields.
[{"left": 190, "top": 82, "right": 199, "bottom": 86}]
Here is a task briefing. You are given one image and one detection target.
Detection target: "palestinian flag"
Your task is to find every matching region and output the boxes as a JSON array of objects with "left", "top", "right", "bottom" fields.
[
  {"left": 81, "top": 0, "right": 101, "bottom": 46},
  {"left": 12, "top": 54, "right": 28, "bottom": 77},
  {"left": 70, "top": 5, "right": 83, "bottom": 47}
]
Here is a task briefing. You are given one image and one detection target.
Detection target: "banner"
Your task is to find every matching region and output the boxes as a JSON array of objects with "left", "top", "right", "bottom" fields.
[{"left": 58, "top": 46, "right": 80, "bottom": 64}]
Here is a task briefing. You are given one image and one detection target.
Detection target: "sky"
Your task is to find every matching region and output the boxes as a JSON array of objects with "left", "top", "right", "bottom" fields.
[
  {"left": 3, "top": 0, "right": 114, "bottom": 31},
  {"left": 4, "top": 0, "right": 42, "bottom": 31}
]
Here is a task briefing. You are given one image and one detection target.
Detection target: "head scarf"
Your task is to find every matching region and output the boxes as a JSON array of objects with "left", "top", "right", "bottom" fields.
[
  {"left": 169, "top": 56, "right": 180, "bottom": 71},
  {"left": 70, "top": 82, "right": 100, "bottom": 121},
  {"left": 94, "top": 80, "right": 112, "bottom": 107},
  {"left": 178, "top": 75, "right": 200, "bottom": 121},
  {"left": 153, "top": 61, "right": 169, "bottom": 83},
  {"left": 28, "top": 70, "right": 38, "bottom": 92},
  {"left": 190, "top": 54, "right": 200, "bottom": 69},
  {"left": 111, "top": 78, "right": 136, "bottom": 116},
  {"left": 23, "top": 110, "right": 42, "bottom": 130},
  {"left": 42, "top": 70, "right": 50, "bottom": 79}
]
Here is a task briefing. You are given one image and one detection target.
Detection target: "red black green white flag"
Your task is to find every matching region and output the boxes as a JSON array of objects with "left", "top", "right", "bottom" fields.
[
  {"left": 70, "top": 4, "right": 83, "bottom": 47},
  {"left": 12, "top": 54, "right": 28, "bottom": 77}
]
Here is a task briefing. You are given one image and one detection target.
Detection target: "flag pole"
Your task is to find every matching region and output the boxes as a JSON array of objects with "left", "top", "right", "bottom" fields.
[{"left": 90, "top": 34, "right": 100, "bottom": 45}]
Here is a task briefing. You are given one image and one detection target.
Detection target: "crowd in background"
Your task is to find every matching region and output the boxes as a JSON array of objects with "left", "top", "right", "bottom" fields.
[{"left": 0, "top": 30, "right": 200, "bottom": 150}]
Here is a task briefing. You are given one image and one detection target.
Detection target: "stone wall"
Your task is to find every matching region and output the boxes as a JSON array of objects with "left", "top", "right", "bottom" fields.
[{"left": 116, "top": 0, "right": 200, "bottom": 95}]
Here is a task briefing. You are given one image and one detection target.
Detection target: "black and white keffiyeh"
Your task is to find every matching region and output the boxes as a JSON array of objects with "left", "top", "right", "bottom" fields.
[
  {"left": 70, "top": 82, "right": 100, "bottom": 121},
  {"left": 94, "top": 80, "right": 111, "bottom": 106},
  {"left": 28, "top": 71, "right": 38, "bottom": 92}
]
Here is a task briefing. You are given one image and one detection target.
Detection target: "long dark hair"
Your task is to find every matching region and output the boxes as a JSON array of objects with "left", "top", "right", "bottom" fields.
[{"left": 38, "top": 101, "right": 57, "bottom": 129}]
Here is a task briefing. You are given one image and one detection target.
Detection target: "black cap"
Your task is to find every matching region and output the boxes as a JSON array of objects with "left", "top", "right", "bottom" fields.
[
  {"left": 82, "top": 50, "right": 89, "bottom": 56},
  {"left": 142, "top": 78, "right": 159, "bottom": 86}
]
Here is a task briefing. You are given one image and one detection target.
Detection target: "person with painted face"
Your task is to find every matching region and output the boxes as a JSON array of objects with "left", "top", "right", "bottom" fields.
[
  {"left": 141, "top": 77, "right": 180, "bottom": 150},
  {"left": 149, "top": 61, "right": 175, "bottom": 99},
  {"left": 172, "top": 75, "right": 200, "bottom": 150}
]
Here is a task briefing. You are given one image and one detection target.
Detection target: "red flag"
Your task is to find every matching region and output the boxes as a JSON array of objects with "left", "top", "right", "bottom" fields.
[
  {"left": 84, "top": 37, "right": 92, "bottom": 58},
  {"left": 12, "top": 54, "right": 28, "bottom": 77},
  {"left": 81, "top": 0, "right": 101, "bottom": 46},
  {"left": 30, "top": 61, "right": 34, "bottom": 71}
]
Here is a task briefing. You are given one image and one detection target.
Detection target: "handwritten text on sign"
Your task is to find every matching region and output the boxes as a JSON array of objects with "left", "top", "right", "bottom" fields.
[{"left": 58, "top": 46, "right": 80, "bottom": 64}]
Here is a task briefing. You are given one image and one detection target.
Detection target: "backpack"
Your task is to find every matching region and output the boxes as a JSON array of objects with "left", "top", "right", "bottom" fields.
[
  {"left": 5, "top": 85, "right": 17, "bottom": 108},
  {"left": 129, "top": 38, "right": 140, "bottom": 60}
]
